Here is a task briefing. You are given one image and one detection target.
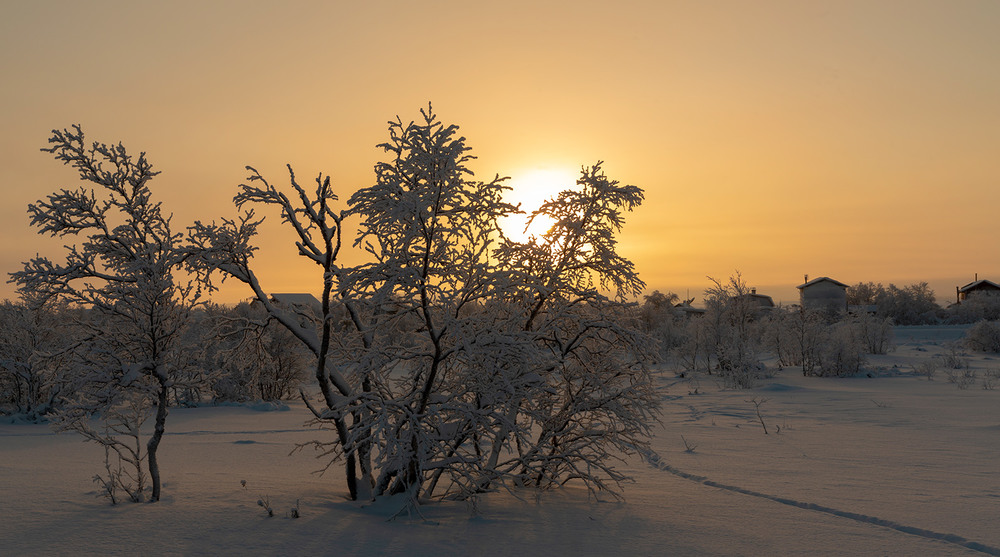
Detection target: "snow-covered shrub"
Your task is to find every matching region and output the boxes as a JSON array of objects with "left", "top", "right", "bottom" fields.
[
  {"left": 914, "top": 360, "right": 938, "bottom": 380},
  {"left": 812, "top": 322, "right": 865, "bottom": 377},
  {"left": 852, "top": 312, "right": 894, "bottom": 355},
  {"left": 188, "top": 106, "right": 660, "bottom": 503},
  {"left": 675, "top": 317, "right": 712, "bottom": 373},
  {"left": 940, "top": 343, "right": 970, "bottom": 369},
  {"left": 848, "top": 281, "right": 940, "bottom": 325},
  {"left": 964, "top": 320, "right": 1000, "bottom": 353},
  {"left": 86, "top": 395, "right": 151, "bottom": 504},
  {"left": 200, "top": 302, "right": 309, "bottom": 402},
  {"left": 0, "top": 300, "right": 74, "bottom": 419},
  {"left": 702, "top": 273, "right": 766, "bottom": 388},
  {"left": 760, "top": 310, "right": 793, "bottom": 369},
  {"left": 639, "top": 290, "right": 684, "bottom": 362},
  {"left": 981, "top": 369, "right": 1000, "bottom": 390},
  {"left": 945, "top": 368, "right": 977, "bottom": 389},
  {"left": 762, "top": 307, "right": 825, "bottom": 373},
  {"left": 946, "top": 294, "right": 1000, "bottom": 324}
]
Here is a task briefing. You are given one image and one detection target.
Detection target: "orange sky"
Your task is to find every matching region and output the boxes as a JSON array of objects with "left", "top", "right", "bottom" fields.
[{"left": 3, "top": 1, "right": 999, "bottom": 306}]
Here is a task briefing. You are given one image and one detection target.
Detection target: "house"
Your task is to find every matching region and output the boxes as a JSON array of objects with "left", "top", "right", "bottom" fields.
[
  {"left": 797, "top": 276, "right": 848, "bottom": 315},
  {"left": 673, "top": 298, "right": 706, "bottom": 318},
  {"left": 269, "top": 293, "right": 322, "bottom": 314},
  {"left": 732, "top": 288, "right": 775, "bottom": 316},
  {"left": 956, "top": 277, "right": 1000, "bottom": 304}
]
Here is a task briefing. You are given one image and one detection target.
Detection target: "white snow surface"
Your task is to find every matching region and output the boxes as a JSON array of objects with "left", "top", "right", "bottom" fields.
[{"left": 2, "top": 326, "right": 999, "bottom": 556}]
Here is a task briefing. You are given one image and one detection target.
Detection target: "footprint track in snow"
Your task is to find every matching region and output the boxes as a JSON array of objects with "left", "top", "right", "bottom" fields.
[{"left": 641, "top": 448, "right": 1000, "bottom": 556}]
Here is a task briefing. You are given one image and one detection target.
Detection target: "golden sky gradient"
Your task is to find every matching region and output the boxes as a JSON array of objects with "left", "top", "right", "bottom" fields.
[{"left": 2, "top": 1, "right": 999, "bottom": 306}]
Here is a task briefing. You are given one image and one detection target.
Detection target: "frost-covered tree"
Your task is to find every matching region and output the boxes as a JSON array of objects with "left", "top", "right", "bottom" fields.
[
  {"left": 762, "top": 306, "right": 825, "bottom": 373},
  {"left": 189, "top": 105, "right": 658, "bottom": 503},
  {"left": 495, "top": 161, "right": 658, "bottom": 496},
  {"left": 185, "top": 159, "right": 367, "bottom": 498},
  {"left": 848, "top": 281, "right": 940, "bottom": 325},
  {"left": 199, "top": 301, "right": 310, "bottom": 402},
  {"left": 948, "top": 294, "right": 1000, "bottom": 324},
  {"left": 852, "top": 311, "right": 894, "bottom": 355},
  {"left": 0, "top": 300, "right": 73, "bottom": 419},
  {"left": 639, "top": 290, "right": 685, "bottom": 361},
  {"left": 337, "top": 106, "right": 521, "bottom": 500},
  {"left": 335, "top": 108, "right": 657, "bottom": 501},
  {"left": 813, "top": 322, "right": 866, "bottom": 376},
  {"left": 9, "top": 126, "right": 201, "bottom": 502},
  {"left": 702, "top": 272, "right": 765, "bottom": 387},
  {"left": 964, "top": 320, "right": 1000, "bottom": 353}
]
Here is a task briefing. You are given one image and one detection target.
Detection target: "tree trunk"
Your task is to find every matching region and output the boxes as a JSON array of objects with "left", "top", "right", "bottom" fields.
[
  {"left": 334, "top": 417, "right": 359, "bottom": 500},
  {"left": 147, "top": 378, "right": 169, "bottom": 502}
]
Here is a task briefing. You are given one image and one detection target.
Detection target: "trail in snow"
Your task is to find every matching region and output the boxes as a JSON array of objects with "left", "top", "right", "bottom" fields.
[{"left": 642, "top": 448, "right": 1000, "bottom": 556}]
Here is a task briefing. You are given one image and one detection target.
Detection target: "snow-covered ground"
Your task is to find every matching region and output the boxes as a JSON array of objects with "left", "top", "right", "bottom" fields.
[{"left": 2, "top": 326, "right": 998, "bottom": 556}]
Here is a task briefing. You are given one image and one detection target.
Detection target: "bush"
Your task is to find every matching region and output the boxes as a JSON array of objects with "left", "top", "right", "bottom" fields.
[
  {"left": 761, "top": 307, "right": 825, "bottom": 373},
  {"left": 946, "top": 295, "right": 1000, "bottom": 324},
  {"left": 674, "top": 317, "right": 712, "bottom": 373},
  {"left": 813, "top": 323, "right": 865, "bottom": 377},
  {"left": 981, "top": 369, "right": 1000, "bottom": 390},
  {"left": 639, "top": 291, "right": 686, "bottom": 362},
  {"left": 964, "top": 320, "right": 1000, "bottom": 353},
  {"left": 945, "top": 368, "right": 977, "bottom": 389},
  {"left": 853, "top": 312, "right": 894, "bottom": 355},
  {"left": 0, "top": 301, "right": 74, "bottom": 419},
  {"left": 847, "top": 281, "right": 940, "bottom": 325},
  {"left": 702, "top": 273, "right": 766, "bottom": 387}
]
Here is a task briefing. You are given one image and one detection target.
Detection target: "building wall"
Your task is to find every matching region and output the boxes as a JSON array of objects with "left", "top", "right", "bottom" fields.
[
  {"left": 801, "top": 281, "right": 847, "bottom": 314},
  {"left": 960, "top": 285, "right": 1000, "bottom": 302}
]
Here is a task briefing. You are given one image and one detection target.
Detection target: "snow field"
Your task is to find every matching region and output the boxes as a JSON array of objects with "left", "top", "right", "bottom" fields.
[{"left": 2, "top": 327, "right": 998, "bottom": 556}]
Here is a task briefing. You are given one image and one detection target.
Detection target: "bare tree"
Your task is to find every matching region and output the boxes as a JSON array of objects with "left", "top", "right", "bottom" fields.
[
  {"left": 185, "top": 158, "right": 368, "bottom": 498},
  {"left": 9, "top": 126, "right": 200, "bottom": 502}
]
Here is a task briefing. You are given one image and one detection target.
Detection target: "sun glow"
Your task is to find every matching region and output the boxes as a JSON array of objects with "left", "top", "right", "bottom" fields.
[{"left": 500, "top": 167, "right": 578, "bottom": 243}]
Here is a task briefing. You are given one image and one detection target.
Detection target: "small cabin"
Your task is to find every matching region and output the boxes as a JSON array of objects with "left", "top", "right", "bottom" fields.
[
  {"left": 731, "top": 289, "right": 775, "bottom": 317},
  {"left": 797, "top": 276, "right": 848, "bottom": 315},
  {"left": 956, "top": 278, "right": 1000, "bottom": 304}
]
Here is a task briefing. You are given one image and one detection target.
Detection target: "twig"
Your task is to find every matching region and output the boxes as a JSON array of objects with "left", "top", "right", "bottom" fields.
[{"left": 746, "top": 397, "right": 769, "bottom": 434}]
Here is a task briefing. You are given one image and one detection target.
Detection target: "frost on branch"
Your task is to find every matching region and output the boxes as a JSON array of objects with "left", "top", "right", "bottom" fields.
[
  {"left": 302, "top": 106, "right": 660, "bottom": 503},
  {"left": 184, "top": 160, "right": 364, "bottom": 498},
  {"left": 0, "top": 300, "right": 72, "bottom": 420},
  {"left": 185, "top": 105, "right": 659, "bottom": 505},
  {"left": 9, "top": 126, "right": 202, "bottom": 502}
]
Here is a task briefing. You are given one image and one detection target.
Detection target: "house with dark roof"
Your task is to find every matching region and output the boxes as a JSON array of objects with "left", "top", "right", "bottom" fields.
[
  {"left": 731, "top": 289, "right": 775, "bottom": 317},
  {"left": 797, "top": 276, "right": 848, "bottom": 315},
  {"left": 956, "top": 277, "right": 1000, "bottom": 304},
  {"left": 673, "top": 299, "right": 707, "bottom": 318}
]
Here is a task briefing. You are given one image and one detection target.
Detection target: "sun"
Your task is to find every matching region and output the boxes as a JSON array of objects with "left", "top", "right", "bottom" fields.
[{"left": 500, "top": 167, "right": 578, "bottom": 243}]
